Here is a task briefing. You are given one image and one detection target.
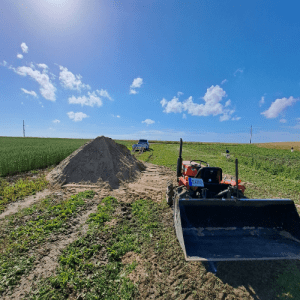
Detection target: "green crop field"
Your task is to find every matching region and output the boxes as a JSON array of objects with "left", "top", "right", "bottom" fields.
[
  {"left": 122, "top": 140, "right": 300, "bottom": 204},
  {"left": 0, "top": 137, "right": 92, "bottom": 177}
]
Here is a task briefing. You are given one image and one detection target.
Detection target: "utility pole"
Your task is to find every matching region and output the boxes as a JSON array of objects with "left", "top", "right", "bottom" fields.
[
  {"left": 250, "top": 125, "right": 252, "bottom": 144},
  {"left": 23, "top": 120, "right": 25, "bottom": 137}
]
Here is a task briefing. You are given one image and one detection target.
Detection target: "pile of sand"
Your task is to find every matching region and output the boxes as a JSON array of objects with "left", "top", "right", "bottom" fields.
[{"left": 46, "top": 136, "right": 146, "bottom": 189}]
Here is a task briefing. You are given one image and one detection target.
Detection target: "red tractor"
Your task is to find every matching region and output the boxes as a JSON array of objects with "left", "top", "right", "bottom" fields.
[
  {"left": 166, "top": 138, "right": 300, "bottom": 275},
  {"left": 166, "top": 139, "right": 246, "bottom": 206}
]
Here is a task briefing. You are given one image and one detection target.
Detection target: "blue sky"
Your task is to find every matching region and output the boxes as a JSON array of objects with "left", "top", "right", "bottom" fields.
[{"left": 1, "top": 0, "right": 300, "bottom": 143}]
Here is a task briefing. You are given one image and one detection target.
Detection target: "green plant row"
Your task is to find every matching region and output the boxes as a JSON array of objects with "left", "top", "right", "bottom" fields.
[
  {"left": 0, "top": 190, "right": 95, "bottom": 294},
  {"left": 26, "top": 197, "right": 163, "bottom": 299},
  {"left": 0, "top": 175, "right": 49, "bottom": 213},
  {"left": 0, "top": 137, "right": 91, "bottom": 177}
]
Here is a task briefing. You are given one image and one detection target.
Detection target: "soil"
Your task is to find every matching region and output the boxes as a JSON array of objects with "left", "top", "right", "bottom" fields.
[
  {"left": 122, "top": 252, "right": 147, "bottom": 284},
  {"left": 2, "top": 161, "right": 177, "bottom": 300},
  {"left": 4, "top": 200, "right": 99, "bottom": 300},
  {"left": 0, "top": 189, "right": 52, "bottom": 220},
  {"left": 46, "top": 136, "right": 146, "bottom": 189}
]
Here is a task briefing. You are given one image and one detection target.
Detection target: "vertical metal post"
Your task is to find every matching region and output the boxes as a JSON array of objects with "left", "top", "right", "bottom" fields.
[
  {"left": 235, "top": 159, "right": 238, "bottom": 199},
  {"left": 250, "top": 125, "right": 252, "bottom": 144},
  {"left": 23, "top": 120, "right": 25, "bottom": 137}
]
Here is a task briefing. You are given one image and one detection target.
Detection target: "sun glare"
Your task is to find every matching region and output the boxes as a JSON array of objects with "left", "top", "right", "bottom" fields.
[
  {"left": 29, "top": 0, "right": 85, "bottom": 28},
  {"left": 44, "top": 0, "right": 70, "bottom": 8}
]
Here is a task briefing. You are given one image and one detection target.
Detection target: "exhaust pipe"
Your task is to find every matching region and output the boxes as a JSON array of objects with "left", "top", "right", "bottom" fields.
[
  {"left": 235, "top": 158, "right": 238, "bottom": 199},
  {"left": 177, "top": 138, "right": 183, "bottom": 178}
]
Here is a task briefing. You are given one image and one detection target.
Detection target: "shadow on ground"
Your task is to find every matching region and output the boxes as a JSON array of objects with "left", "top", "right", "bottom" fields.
[{"left": 213, "top": 259, "right": 300, "bottom": 300}]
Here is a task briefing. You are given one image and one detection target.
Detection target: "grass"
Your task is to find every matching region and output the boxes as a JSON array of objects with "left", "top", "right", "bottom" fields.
[
  {"left": 26, "top": 197, "right": 145, "bottom": 299},
  {"left": 117, "top": 140, "right": 300, "bottom": 203},
  {"left": 0, "top": 190, "right": 95, "bottom": 295},
  {"left": 23, "top": 197, "right": 167, "bottom": 299},
  {"left": 257, "top": 141, "right": 300, "bottom": 151},
  {"left": 0, "top": 175, "right": 49, "bottom": 213},
  {"left": 273, "top": 265, "right": 300, "bottom": 299},
  {"left": 0, "top": 137, "right": 91, "bottom": 177}
]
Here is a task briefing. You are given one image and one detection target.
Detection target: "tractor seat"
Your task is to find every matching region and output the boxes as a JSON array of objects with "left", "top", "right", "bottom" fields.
[{"left": 195, "top": 167, "right": 222, "bottom": 184}]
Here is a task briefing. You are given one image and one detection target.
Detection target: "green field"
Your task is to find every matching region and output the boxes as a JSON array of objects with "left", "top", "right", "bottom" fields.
[
  {"left": 0, "top": 137, "right": 92, "bottom": 177},
  {"left": 0, "top": 137, "right": 300, "bottom": 299},
  {"left": 121, "top": 140, "right": 300, "bottom": 203}
]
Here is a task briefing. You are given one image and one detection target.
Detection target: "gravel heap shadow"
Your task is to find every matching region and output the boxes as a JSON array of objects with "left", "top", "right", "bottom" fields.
[{"left": 46, "top": 136, "right": 146, "bottom": 189}]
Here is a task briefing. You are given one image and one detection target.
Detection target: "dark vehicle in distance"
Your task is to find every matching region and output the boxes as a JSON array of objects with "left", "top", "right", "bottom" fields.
[{"left": 132, "top": 139, "right": 149, "bottom": 152}]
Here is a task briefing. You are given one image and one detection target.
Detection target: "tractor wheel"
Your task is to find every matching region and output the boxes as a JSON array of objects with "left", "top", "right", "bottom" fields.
[
  {"left": 232, "top": 190, "right": 247, "bottom": 199},
  {"left": 166, "top": 181, "right": 174, "bottom": 206}
]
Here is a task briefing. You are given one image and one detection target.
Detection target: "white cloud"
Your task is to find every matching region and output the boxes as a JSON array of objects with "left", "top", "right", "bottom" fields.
[
  {"left": 111, "top": 114, "right": 121, "bottom": 118},
  {"left": 37, "top": 63, "right": 48, "bottom": 70},
  {"left": 259, "top": 96, "right": 265, "bottom": 107},
  {"left": 220, "top": 110, "right": 235, "bottom": 122},
  {"left": 142, "top": 119, "right": 155, "bottom": 125},
  {"left": 177, "top": 91, "right": 184, "bottom": 97},
  {"left": 21, "top": 102, "right": 24, "bottom": 105},
  {"left": 117, "top": 115, "right": 120, "bottom": 118},
  {"left": 161, "top": 85, "right": 238, "bottom": 121},
  {"left": 53, "top": 119, "right": 60, "bottom": 124},
  {"left": 231, "top": 116, "right": 241, "bottom": 121},
  {"left": 15, "top": 66, "right": 56, "bottom": 101},
  {"left": 183, "top": 113, "right": 187, "bottom": 119},
  {"left": 130, "top": 77, "right": 143, "bottom": 94},
  {"left": 261, "top": 96, "right": 298, "bottom": 119},
  {"left": 161, "top": 96, "right": 183, "bottom": 113},
  {"left": 67, "top": 111, "right": 88, "bottom": 122},
  {"left": 59, "top": 65, "right": 90, "bottom": 91},
  {"left": 96, "top": 89, "right": 113, "bottom": 101},
  {"left": 279, "top": 119, "right": 287, "bottom": 123},
  {"left": 130, "top": 77, "right": 143, "bottom": 88},
  {"left": 219, "top": 114, "right": 231, "bottom": 122},
  {"left": 160, "top": 98, "right": 168, "bottom": 107},
  {"left": 130, "top": 89, "right": 138, "bottom": 94},
  {"left": 21, "top": 88, "right": 37, "bottom": 97},
  {"left": 221, "top": 79, "right": 228, "bottom": 85},
  {"left": 182, "top": 86, "right": 227, "bottom": 116},
  {"left": 68, "top": 91, "right": 103, "bottom": 107},
  {"left": 2, "top": 60, "right": 7, "bottom": 66},
  {"left": 234, "top": 68, "right": 243, "bottom": 76},
  {"left": 21, "top": 43, "right": 28, "bottom": 53},
  {"left": 225, "top": 99, "right": 231, "bottom": 107},
  {"left": 17, "top": 54, "right": 23, "bottom": 59}
]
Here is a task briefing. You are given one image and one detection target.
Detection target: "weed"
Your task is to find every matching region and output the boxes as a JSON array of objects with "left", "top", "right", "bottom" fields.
[
  {"left": 26, "top": 196, "right": 139, "bottom": 299},
  {"left": 0, "top": 190, "right": 95, "bottom": 294},
  {"left": 0, "top": 175, "right": 48, "bottom": 212}
]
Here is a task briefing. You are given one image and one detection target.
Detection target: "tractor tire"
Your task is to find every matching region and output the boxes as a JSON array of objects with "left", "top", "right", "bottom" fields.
[
  {"left": 232, "top": 190, "right": 247, "bottom": 199},
  {"left": 166, "top": 181, "right": 174, "bottom": 206}
]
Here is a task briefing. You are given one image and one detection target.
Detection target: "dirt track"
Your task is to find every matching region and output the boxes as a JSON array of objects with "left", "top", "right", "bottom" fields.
[{"left": 1, "top": 162, "right": 178, "bottom": 299}]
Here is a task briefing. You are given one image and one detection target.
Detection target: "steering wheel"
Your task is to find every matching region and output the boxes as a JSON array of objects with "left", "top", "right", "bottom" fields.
[{"left": 189, "top": 160, "right": 209, "bottom": 167}]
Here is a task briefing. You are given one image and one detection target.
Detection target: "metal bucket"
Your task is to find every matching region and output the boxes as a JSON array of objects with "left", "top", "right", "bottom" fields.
[{"left": 174, "top": 198, "right": 300, "bottom": 262}]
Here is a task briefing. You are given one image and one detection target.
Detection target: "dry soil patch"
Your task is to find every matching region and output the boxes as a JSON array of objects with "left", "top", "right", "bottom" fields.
[{"left": 0, "top": 189, "right": 52, "bottom": 220}]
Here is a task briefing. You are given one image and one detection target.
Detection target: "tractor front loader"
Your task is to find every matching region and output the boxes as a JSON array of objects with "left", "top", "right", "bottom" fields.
[{"left": 166, "top": 139, "right": 300, "bottom": 274}]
